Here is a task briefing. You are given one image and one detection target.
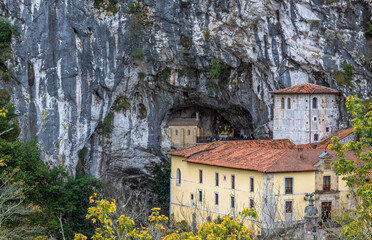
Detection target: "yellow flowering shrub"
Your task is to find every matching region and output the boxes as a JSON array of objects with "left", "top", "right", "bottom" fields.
[{"left": 75, "top": 196, "right": 255, "bottom": 240}]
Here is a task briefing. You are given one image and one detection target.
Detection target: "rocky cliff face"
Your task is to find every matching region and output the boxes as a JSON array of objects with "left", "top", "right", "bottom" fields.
[{"left": 1, "top": 0, "right": 371, "bottom": 188}]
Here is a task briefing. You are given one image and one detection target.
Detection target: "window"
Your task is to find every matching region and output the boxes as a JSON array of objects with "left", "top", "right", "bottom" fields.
[
  {"left": 281, "top": 97, "right": 285, "bottom": 109},
  {"left": 199, "top": 170, "right": 203, "bottom": 183},
  {"left": 285, "top": 177, "right": 293, "bottom": 194},
  {"left": 326, "top": 127, "right": 330, "bottom": 132},
  {"left": 215, "top": 193, "right": 219, "bottom": 205},
  {"left": 231, "top": 175, "right": 235, "bottom": 189},
  {"left": 187, "top": 130, "right": 190, "bottom": 135},
  {"left": 190, "top": 193, "right": 194, "bottom": 206},
  {"left": 250, "top": 177, "right": 254, "bottom": 192},
  {"left": 230, "top": 196, "right": 235, "bottom": 209},
  {"left": 312, "top": 97, "right": 318, "bottom": 109},
  {"left": 215, "top": 172, "right": 219, "bottom": 186},
  {"left": 314, "top": 116, "right": 317, "bottom": 121},
  {"left": 175, "top": 129, "right": 178, "bottom": 135},
  {"left": 223, "top": 175, "right": 227, "bottom": 181},
  {"left": 198, "top": 190, "right": 203, "bottom": 203},
  {"left": 176, "top": 168, "right": 181, "bottom": 186},
  {"left": 287, "top": 98, "right": 291, "bottom": 109},
  {"left": 314, "top": 134, "right": 319, "bottom": 142},
  {"left": 249, "top": 198, "right": 254, "bottom": 209},
  {"left": 323, "top": 176, "right": 331, "bottom": 192},
  {"left": 285, "top": 201, "right": 293, "bottom": 213}
]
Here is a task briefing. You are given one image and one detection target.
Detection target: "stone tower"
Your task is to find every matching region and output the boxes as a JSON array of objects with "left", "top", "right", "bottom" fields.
[{"left": 271, "top": 83, "right": 341, "bottom": 145}]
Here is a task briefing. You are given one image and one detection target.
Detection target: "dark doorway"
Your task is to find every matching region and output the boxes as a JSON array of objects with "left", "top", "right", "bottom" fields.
[{"left": 321, "top": 202, "right": 332, "bottom": 221}]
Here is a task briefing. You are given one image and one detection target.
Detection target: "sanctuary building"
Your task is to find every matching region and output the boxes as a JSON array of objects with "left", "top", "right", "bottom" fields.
[{"left": 168, "top": 83, "right": 356, "bottom": 236}]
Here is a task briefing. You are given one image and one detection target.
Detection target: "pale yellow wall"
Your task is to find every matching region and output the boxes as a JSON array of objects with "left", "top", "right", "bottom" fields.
[
  {"left": 171, "top": 155, "right": 352, "bottom": 234},
  {"left": 171, "top": 155, "right": 264, "bottom": 233},
  {"left": 168, "top": 126, "right": 201, "bottom": 147},
  {"left": 272, "top": 172, "right": 316, "bottom": 221}
]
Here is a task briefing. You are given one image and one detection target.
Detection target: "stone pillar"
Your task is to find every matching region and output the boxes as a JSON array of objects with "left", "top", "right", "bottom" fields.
[{"left": 304, "top": 193, "right": 318, "bottom": 239}]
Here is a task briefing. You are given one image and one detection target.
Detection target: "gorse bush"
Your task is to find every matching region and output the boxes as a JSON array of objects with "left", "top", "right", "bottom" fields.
[{"left": 73, "top": 196, "right": 256, "bottom": 240}]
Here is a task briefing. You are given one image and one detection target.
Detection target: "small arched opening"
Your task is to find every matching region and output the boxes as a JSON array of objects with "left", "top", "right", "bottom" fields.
[{"left": 176, "top": 168, "right": 181, "bottom": 186}]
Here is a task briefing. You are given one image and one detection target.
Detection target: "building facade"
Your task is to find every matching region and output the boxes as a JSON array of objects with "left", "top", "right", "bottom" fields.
[
  {"left": 168, "top": 140, "right": 352, "bottom": 235},
  {"left": 167, "top": 112, "right": 203, "bottom": 147},
  {"left": 271, "top": 83, "right": 341, "bottom": 145}
]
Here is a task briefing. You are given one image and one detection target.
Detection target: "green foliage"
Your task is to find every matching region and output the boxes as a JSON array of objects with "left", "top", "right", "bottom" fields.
[
  {"left": 78, "top": 147, "right": 88, "bottom": 162},
  {"left": 38, "top": 169, "right": 102, "bottom": 238},
  {"left": 113, "top": 95, "right": 131, "bottom": 112},
  {"left": 330, "top": 95, "right": 372, "bottom": 239},
  {"left": 128, "top": 1, "right": 149, "bottom": 39},
  {"left": 0, "top": 18, "right": 17, "bottom": 82},
  {"left": 128, "top": 1, "right": 141, "bottom": 13},
  {"left": 138, "top": 72, "right": 146, "bottom": 81},
  {"left": 364, "top": 23, "right": 372, "bottom": 38},
  {"left": 0, "top": 18, "right": 17, "bottom": 49},
  {"left": 209, "top": 58, "right": 223, "bottom": 79},
  {"left": 0, "top": 89, "right": 10, "bottom": 105},
  {"left": 93, "top": 0, "right": 119, "bottom": 14},
  {"left": 74, "top": 196, "right": 255, "bottom": 240},
  {"left": 162, "top": 67, "right": 171, "bottom": 82},
  {"left": 203, "top": 28, "right": 210, "bottom": 42},
  {"left": 132, "top": 47, "right": 145, "bottom": 60},
  {"left": 153, "top": 163, "right": 170, "bottom": 210},
  {"left": 343, "top": 62, "right": 354, "bottom": 80},
  {"left": 180, "top": 36, "right": 192, "bottom": 53},
  {"left": 208, "top": 82, "right": 218, "bottom": 93},
  {"left": 97, "top": 112, "right": 114, "bottom": 136},
  {"left": 0, "top": 104, "right": 102, "bottom": 239},
  {"left": 180, "top": 1, "right": 191, "bottom": 7},
  {"left": 334, "top": 62, "right": 355, "bottom": 89}
]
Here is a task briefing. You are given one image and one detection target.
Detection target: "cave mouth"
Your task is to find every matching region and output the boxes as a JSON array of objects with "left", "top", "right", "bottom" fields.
[{"left": 165, "top": 105, "right": 254, "bottom": 147}]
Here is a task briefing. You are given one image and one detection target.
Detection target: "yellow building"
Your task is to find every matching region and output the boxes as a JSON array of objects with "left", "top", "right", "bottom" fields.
[
  {"left": 168, "top": 139, "right": 353, "bottom": 236},
  {"left": 167, "top": 113, "right": 203, "bottom": 147}
]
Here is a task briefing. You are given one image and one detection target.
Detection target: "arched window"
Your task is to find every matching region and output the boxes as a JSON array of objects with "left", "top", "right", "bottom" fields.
[
  {"left": 281, "top": 97, "right": 285, "bottom": 109},
  {"left": 287, "top": 98, "right": 291, "bottom": 109},
  {"left": 176, "top": 168, "right": 181, "bottom": 186},
  {"left": 188, "top": 130, "right": 190, "bottom": 135},
  {"left": 175, "top": 129, "right": 178, "bottom": 135},
  {"left": 312, "top": 97, "right": 318, "bottom": 109}
]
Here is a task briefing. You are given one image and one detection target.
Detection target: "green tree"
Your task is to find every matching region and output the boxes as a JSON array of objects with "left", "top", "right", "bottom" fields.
[
  {"left": 0, "top": 93, "right": 102, "bottom": 239},
  {"left": 330, "top": 95, "right": 372, "bottom": 239}
]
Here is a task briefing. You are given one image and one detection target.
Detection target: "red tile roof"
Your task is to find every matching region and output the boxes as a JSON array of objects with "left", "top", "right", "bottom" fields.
[
  {"left": 296, "top": 143, "right": 317, "bottom": 149},
  {"left": 270, "top": 83, "right": 341, "bottom": 94},
  {"left": 167, "top": 139, "right": 296, "bottom": 157},
  {"left": 316, "top": 128, "right": 354, "bottom": 149},
  {"left": 168, "top": 139, "right": 359, "bottom": 173},
  {"left": 185, "top": 146, "right": 354, "bottom": 173}
]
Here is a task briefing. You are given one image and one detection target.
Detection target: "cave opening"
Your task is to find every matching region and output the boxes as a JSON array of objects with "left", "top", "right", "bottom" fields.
[{"left": 165, "top": 105, "right": 254, "bottom": 147}]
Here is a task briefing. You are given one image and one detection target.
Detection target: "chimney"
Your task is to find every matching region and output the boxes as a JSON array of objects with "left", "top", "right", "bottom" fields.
[
  {"left": 195, "top": 112, "right": 200, "bottom": 121},
  {"left": 297, "top": 148, "right": 304, "bottom": 159}
]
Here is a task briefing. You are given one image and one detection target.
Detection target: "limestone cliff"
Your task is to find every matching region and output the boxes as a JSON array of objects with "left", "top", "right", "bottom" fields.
[{"left": 0, "top": 0, "right": 371, "bottom": 188}]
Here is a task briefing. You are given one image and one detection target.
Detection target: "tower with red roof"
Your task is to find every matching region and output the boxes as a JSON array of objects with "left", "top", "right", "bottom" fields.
[{"left": 270, "top": 83, "right": 341, "bottom": 145}]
